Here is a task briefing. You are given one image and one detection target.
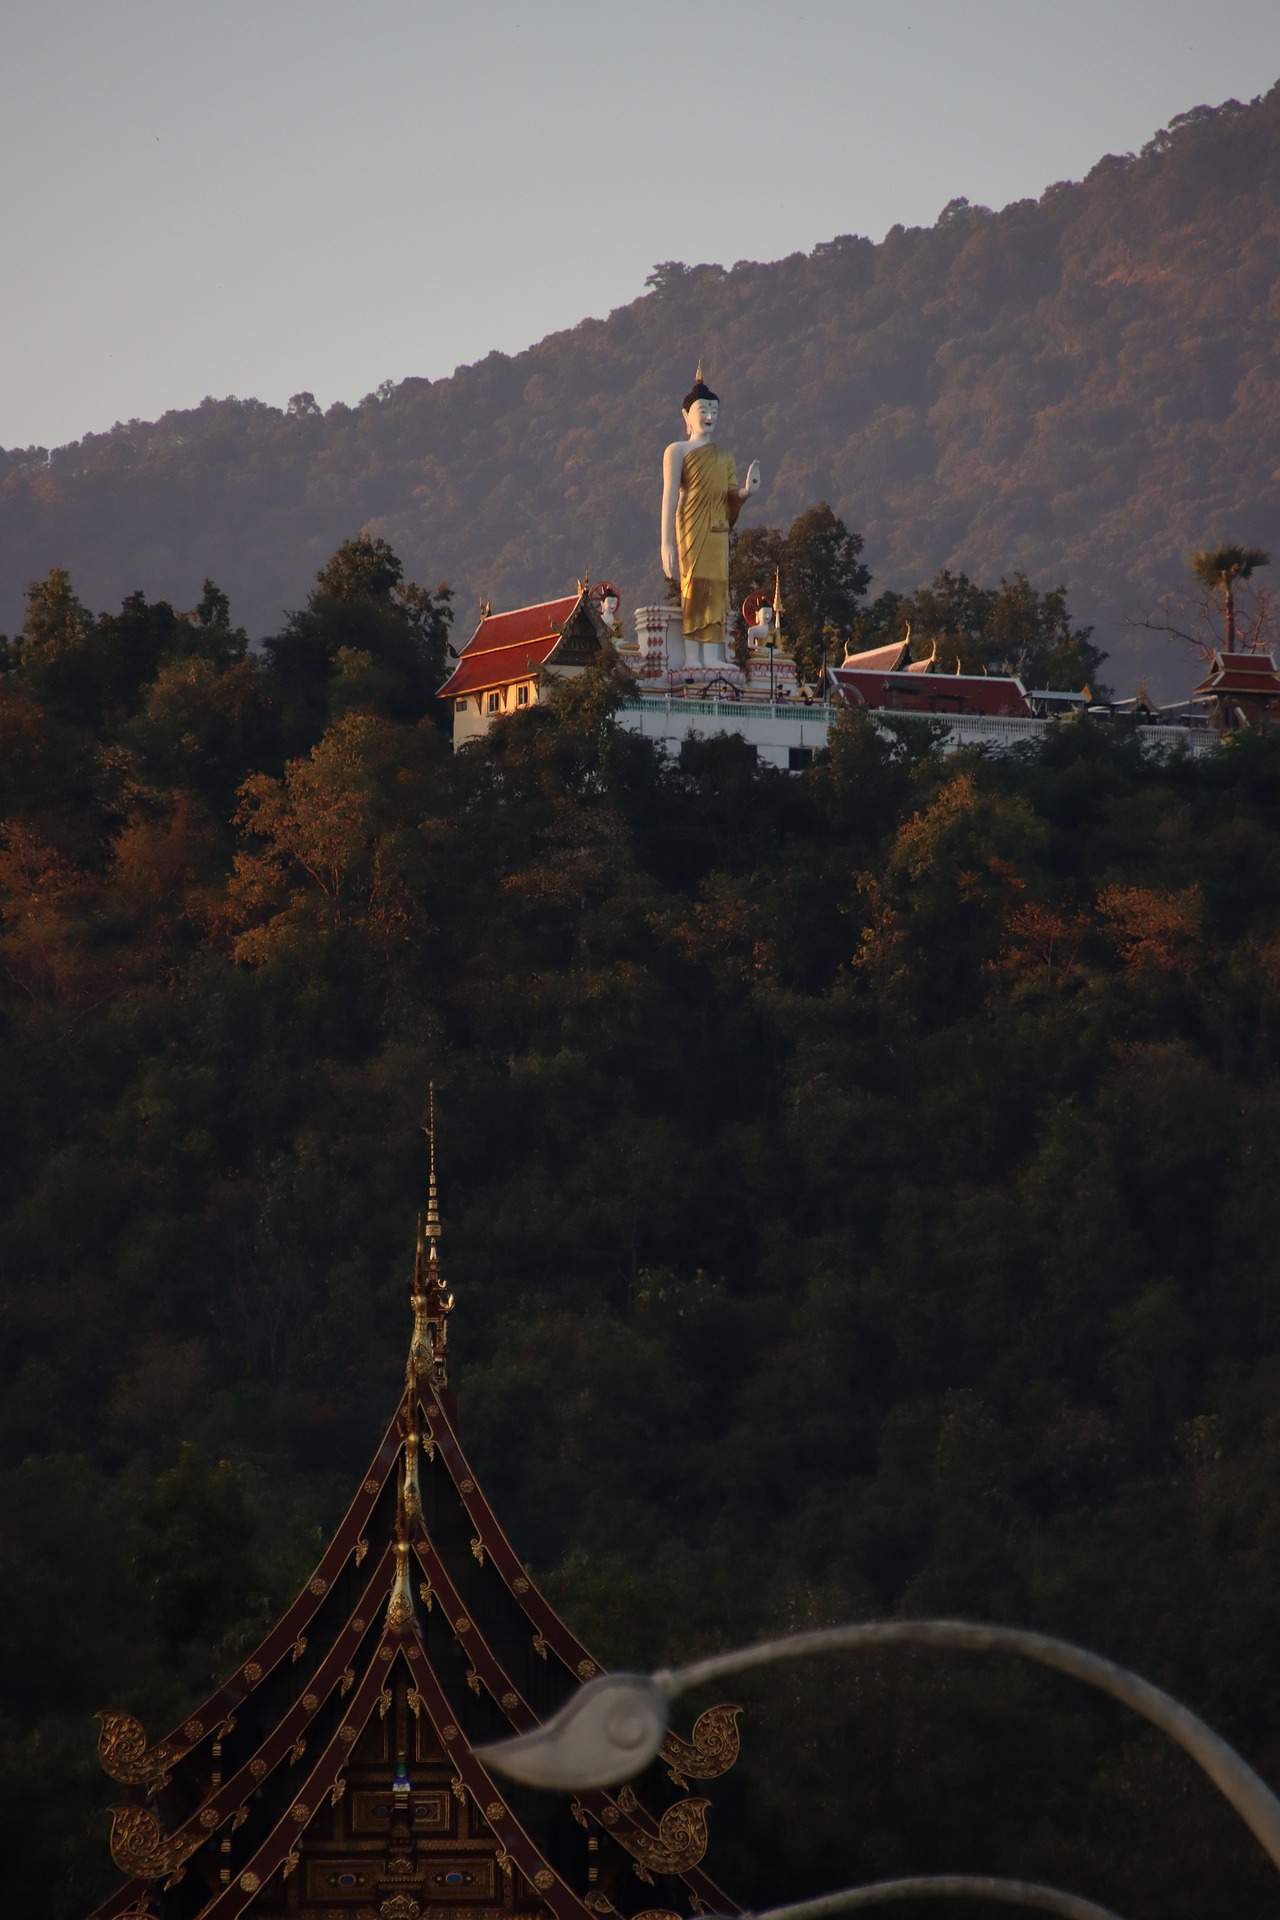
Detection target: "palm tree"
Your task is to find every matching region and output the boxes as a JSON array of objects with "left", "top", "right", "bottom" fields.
[{"left": 1191, "top": 544, "right": 1270, "bottom": 652}]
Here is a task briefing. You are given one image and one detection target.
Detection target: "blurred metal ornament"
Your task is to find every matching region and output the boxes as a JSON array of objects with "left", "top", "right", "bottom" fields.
[
  {"left": 750, "top": 1878, "right": 1126, "bottom": 1920},
  {"left": 476, "top": 1672, "right": 671, "bottom": 1789}
]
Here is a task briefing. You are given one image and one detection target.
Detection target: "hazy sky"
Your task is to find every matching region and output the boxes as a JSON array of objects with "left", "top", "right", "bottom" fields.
[{"left": 5, "top": 0, "right": 1279, "bottom": 451}]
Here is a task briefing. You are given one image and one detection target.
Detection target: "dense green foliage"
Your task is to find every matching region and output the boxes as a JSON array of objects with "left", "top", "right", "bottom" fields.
[
  {"left": 5, "top": 545, "right": 1280, "bottom": 1920},
  {"left": 3, "top": 90, "right": 1278, "bottom": 697}
]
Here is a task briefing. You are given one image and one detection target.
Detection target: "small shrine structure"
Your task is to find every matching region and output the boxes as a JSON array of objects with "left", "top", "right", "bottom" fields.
[
  {"left": 89, "top": 1102, "right": 741, "bottom": 1920},
  {"left": 1189, "top": 648, "right": 1280, "bottom": 729}
]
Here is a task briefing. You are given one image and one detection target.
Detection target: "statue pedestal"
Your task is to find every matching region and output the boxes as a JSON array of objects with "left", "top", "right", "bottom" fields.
[
  {"left": 632, "top": 606, "right": 737, "bottom": 680},
  {"left": 744, "top": 651, "right": 799, "bottom": 701}
]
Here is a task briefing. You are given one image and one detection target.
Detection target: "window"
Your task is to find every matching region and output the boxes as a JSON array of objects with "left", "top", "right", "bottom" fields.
[
  {"left": 788, "top": 746, "right": 814, "bottom": 771},
  {"left": 487, "top": 690, "right": 502, "bottom": 713},
  {"left": 516, "top": 683, "right": 529, "bottom": 707},
  {"left": 456, "top": 698, "right": 470, "bottom": 714}
]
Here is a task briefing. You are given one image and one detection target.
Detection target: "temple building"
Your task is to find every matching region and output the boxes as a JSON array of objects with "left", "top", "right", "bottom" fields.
[
  {"left": 89, "top": 1101, "right": 741, "bottom": 1920},
  {"left": 1190, "top": 647, "right": 1280, "bottom": 729},
  {"left": 438, "top": 587, "right": 618, "bottom": 749},
  {"left": 439, "top": 588, "right": 1218, "bottom": 770}
]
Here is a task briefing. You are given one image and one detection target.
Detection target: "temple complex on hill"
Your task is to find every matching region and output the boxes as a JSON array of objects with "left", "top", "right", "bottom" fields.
[
  {"left": 89, "top": 1103, "right": 741, "bottom": 1920},
  {"left": 438, "top": 585, "right": 1240, "bottom": 771},
  {"left": 435, "top": 362, "right": 1275, "bottom": 768}
]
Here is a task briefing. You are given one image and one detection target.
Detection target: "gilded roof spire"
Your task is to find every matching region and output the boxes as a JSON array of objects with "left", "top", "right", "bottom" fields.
[
  {"left": 409, "top": 1083, "right": 454, "bottom": 1392},
  {"left": 425, "top": 1083, "right": 442, "bottom": 1261}
]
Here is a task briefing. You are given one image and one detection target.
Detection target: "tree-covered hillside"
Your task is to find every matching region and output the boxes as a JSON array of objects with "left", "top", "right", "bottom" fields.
[
  {"left": 4, "top": 543, "right": 1280, "bottom": 1916},
  {"left": 3, "top": 88, "right": 1279, "bottom": 695}
]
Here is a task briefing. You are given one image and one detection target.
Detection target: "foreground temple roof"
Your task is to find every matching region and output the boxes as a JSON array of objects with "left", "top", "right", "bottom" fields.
[{"left": 91, "top": 1099, "right": 740, "bottom": 1920}]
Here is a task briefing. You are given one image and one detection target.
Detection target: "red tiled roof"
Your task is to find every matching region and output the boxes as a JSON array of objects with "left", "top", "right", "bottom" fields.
[
  {"left": 1191, "top": 650, "right": 1280, "bottom": 699},
  {"left": 437, "top": 593, "right": 582, "bottom": 699},
  {"left": 829, "top": 666, "right": 1033, "bottom": 718}
]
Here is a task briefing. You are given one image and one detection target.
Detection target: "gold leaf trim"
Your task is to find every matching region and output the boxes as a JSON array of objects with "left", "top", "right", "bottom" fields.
[
  {"left": 96, "top": 1713, "right": 177, "bottom": 1787},
  {"left": 109, "top": 1806, "right": 205, "bottom": 1880},
  {"left": 661, "top": 1704, "right": 744, "bottom": 1788},
  {"left": 612, "top": 1797, "right": 711, "bottom": 1880}
]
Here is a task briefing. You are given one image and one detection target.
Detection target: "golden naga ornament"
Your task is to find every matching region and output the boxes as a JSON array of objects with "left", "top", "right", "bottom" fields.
[
  {"left": 109, "top": 1805, "right": 209, "bottom": 1881},
  {"left": 96, "top": 1711, "right": 180, "bottom": 1786},
  {"left": 387, "top": 1536, "right": 416, "bottom": 1634},
  {"left": 611, "top": 1795, "right": 711, "bottom": 1884},
  {"left": 660, "top": 1703, "right": 743, "bottom": 1788}
]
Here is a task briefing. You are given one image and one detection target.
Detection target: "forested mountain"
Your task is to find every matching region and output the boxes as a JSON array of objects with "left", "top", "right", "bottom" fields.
[
  {"left": 5, "top": 546, "right": 1280, "bottom": 1915},
  {"left": 3, "top": 88, "right": 1279, "bottom": 694}
]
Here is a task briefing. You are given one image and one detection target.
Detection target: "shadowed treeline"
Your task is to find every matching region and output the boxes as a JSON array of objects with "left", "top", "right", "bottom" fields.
[{"left": 3, "top": 541, "right": 1280, "bottom": 1917}]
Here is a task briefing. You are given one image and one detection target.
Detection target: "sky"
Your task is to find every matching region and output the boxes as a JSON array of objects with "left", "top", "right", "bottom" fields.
[{"left": 4, "top": 0, "right": 1280, "bottom": 451}]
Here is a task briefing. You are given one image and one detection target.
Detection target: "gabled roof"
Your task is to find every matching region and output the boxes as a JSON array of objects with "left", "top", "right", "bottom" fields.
[
  {"left": 437, "top": 593, "right": 587, "bottom": 700},
  {"left": 838, "top": 637, "right": 909, "bottom": 673},
  {"left": 828, "top": 665, "right": 1033, "bottom": 718},
  {"left": 1190, "top": 650, "right": 1280, "bottom": 700},
  {"left": 88, "top": 1106, "right": 742, "bottom": 1920}
]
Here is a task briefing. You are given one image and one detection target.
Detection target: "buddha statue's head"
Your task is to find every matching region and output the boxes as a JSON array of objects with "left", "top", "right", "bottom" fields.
[{"left": 681, "top": 365, "right": 719, "bottom": 439}]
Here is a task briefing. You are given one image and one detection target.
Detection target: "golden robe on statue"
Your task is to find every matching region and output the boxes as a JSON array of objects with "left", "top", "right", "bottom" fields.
[{"left": 676, "top": 443, "right": 738, "bottom": 640}]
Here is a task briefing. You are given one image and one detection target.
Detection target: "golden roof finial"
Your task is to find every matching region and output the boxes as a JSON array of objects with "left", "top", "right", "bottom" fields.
[
  {"left": 409, "top": 1085, "right": 454, "bottom": 1393},
  {"left": 425, "top": 1084, "right": 441, "bottom": 1250}
]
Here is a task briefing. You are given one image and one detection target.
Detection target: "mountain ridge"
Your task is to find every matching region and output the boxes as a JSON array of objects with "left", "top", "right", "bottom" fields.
[{"left": 3, "top": 84, "right": 1279, "bottom": 693}]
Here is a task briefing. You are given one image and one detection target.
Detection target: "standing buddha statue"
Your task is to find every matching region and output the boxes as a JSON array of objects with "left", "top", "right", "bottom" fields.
[{"left": 660, "top": 365, "right": 761, "bottom": 666}]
